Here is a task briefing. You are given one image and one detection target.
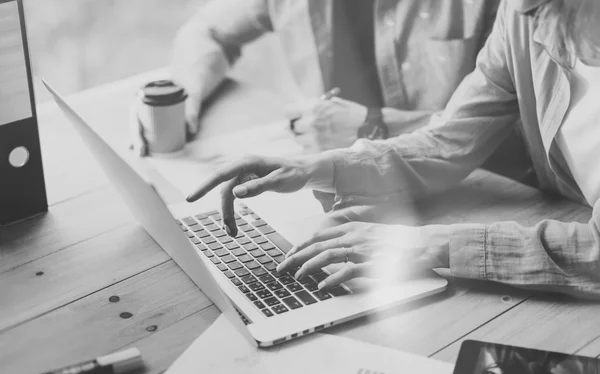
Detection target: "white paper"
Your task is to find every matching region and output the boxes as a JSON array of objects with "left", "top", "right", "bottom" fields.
[{"left": 166, "top": 315, "right": 454, "bottom": 374}]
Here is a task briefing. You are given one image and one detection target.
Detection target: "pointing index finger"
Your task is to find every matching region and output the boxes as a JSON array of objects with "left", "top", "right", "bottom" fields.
[{"left": 186, "top": 162, "right": 246, "bottom": 202}]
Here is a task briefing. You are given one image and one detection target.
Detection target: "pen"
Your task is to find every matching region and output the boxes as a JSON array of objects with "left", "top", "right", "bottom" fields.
[
  {"left": 290, "top": 87, "right": 341, "bottom": 134},
  {"left": 41, "top": 348, "right": 143, "bottom": 374}
]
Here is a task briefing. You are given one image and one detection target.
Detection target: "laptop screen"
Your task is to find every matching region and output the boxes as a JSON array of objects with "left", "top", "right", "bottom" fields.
[{"left": 0, "top": 0, "right": 33, "bottom": 126}]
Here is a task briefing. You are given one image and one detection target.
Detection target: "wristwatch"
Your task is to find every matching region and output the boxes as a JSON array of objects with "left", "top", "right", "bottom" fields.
[{"left": 357, "top": 108, "right": 388, "bottom": 140}]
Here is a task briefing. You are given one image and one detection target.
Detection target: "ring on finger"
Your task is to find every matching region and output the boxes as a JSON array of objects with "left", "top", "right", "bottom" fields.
[{"left": 343, "top": 247, "right": 349, "bottom": 263}]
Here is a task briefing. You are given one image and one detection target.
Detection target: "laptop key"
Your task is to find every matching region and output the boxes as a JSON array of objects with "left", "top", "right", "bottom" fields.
[
  {"left": 246, "top": 293, "right": 258, "bottom": 301},
  {"left": 313, "top": 290, "right": 332, "bottom": 301},
  {"left": 237, "top": 237, "right": 251, "bottom": 245},
  {"left": 246, "top": 260, "right": 261, "bottom": 270},
  {"left": 209, "top": 243, "right": 224, "bottom": 251},
  {"left": 231, "top": 278, "right": 242, "bottom": 286},
  {"left": 205, "top": 223, "right": 219, "bottom": 232},
  {"left": 214, "top": 230, "right": 227, "bottom": 238},
  {"left": 295, "top": 290, "right": 317, "bottom": 305},
  {"left": 248, "top": 249, "right": 264, "bottom": 258},
  {"left": 195, "top": 229, "right": 210, "bottom": 238},
  {"left": 228, "top": 261, "right": 243, "bottom": 271},
  {"left": 221, "top": 255, "right": 236, "bottom": 263},
  {"left": 254, "top": 300, "right": 266, "bottom": 309},
  {"left": 196, "top": 244, "right": 207, "bottom": 251},
  {"left": 270, "top": 271, "right": 284, "bottom": 279},
  {"left": 213, "top": 248, "right": 228, "bottom": 257},
  {"left": 203, "top": 251, "right": 214, "bottom": 258},
  {"left": 261, "top": 243, "right": 276, "bottom": 251},
  {"left": 194, "top": 212, "right": 210, "bottom": 220},
  {"left": 225, "top": 242, "right": 239, "bottom": 250},
  {"left": 238, "top": 254, "right": 253, "bottom": 263},
  {"left": 199, "top": 218, "right": 212, "bottom": 225},
  {"left": 220, "top": 236, "right": 233, "bottom": 244},
  {"left": 235, "top": 268, "right": 250, "bottom": 277},
  {"left": 266, "top": 233, "right": 293, "bottom": 254},
  {"left": 274, "top": 289, "right": 291, "bottom": 298},
  {"left": 210, "top": 258, "right": 221, "bottom": 265},
  {"left": 241, "top": 225, "right": 253, "bottom": 232},
  {"left": 304, "top": 281, "right": 318, "bottom": 292},
  {"left": 241, "top": 275, "right": 258, "bottom": 284},
  {"left": 190, "top": 225, "right": 205, "bottom": 232},
  {"left": 231, "top": 248, "right": 246, "bottom": 257},
  {"left": 224, "top": 271, "right": 235, "bottom": 279},
  {"left": 272, "top": 305, "right": 288, "bottom": 314},
  {"left": 272, "top": 255, "right": 285, "bottom": 264},
  {"left": 186, "top": 232, "right": 195, "bottom": 238},
  {"left": 202, "top": 236, "right": 216, "bottom": 245},
  {"left": 279, "top": 275, "right": 295, "bottom": 285},
  {"left": 243, "top": 243, "right": 258, "bottom": 251},
  {"left": 251, "top": 219, "right": 267, "bottom": 227},
  {"left": 311, "top": 272, "right": 328, "bottom": 283},
  {"left": 254, "top": 236, "right": 268, "bottom": 244},
  {"left": 182, "top": 217, "right": 196, "bottom": 226},
  {"left": 266, "top": 282, "right": 283, "bottom": 291},
  {"left": 258, "top": 274, "right": 276, "bottom": 284},
  {"left": 217, "top": 264, "right": 228, "bottom": 272},
  {"left": 258, "top": 256, "right": 272, "bottom": 265},
  {"left": 252, "top": 268, "right": 267, "bottom": 277},
  {"left": 256, "top": 290, "right": 273, "bottom": 299},
  {"left": 261, "top": 308, "right": 274, "bottom": 317},
  {"left": 264, "top": 262, "right": 277, "bottom": 271},
  {"left": 190, "top": 237, "right": 201, "bottom": 244},
  {"left": 287, "top": 283, "right": 303, "bottom": 292},
  {"left": 236, "top": 218, "right": 248, "bottom": 226},
  {"left": 265, "top": 248, "right": 280, "bottom": 257},
  {"left": 249, "top": 283, "right": 265, "bottom": 292},
  {"left": 282, "top": 296, "right": 303, "bottom": 310},
  {"left": 247, "top": 230, "right": 261, "bottom": 238},
  {"left": 258, "top": 225, "right": 275, "bottom": 235},
  {"left": 264, "top": 297, "right": 280, "bottom": 306},
  {"left": 328, "top": 286, "right": 349, "bottom": 297}
]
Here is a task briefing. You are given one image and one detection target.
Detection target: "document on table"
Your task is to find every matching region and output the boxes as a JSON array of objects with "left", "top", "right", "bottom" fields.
[
  {"left": 0, "top": 1, "right": 32, "bottom": 126},
  {"left": 166, "top": 315, "right": 454, "bottom": 374}
]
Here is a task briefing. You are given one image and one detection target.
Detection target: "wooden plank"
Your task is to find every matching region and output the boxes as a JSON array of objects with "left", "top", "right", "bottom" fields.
[
  {"left": 0, "top": 261, "right": 213, "bottom": 374},
  {"left": 432, "top": 294, "right": 600, "bottom": 363},
  {"left": 0, "top": 222, "right": 169, "bottom": 331},
  {"left": 0, "top": 187, "right": 134, "bottom": 273},
  {"left": 120, "top": 306, "right": 221, "bottom": 374},
  {"left": 328, "top": 278, "right": 529, "bottom": 361}
]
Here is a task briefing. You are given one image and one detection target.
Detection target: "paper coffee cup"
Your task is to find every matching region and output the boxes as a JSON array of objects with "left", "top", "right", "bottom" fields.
[{"left": 137, "top": 80, "right": 188, "bottom": 154}]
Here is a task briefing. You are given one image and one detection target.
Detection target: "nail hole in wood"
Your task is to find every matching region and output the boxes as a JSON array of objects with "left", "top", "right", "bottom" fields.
[
  {"left": 501, "top": 295, "right": 512, "bottom": 303},
  {"left": 146, "top": 325, "right": 158, "bottom": 332},
  {"left": 120, "top": 312, "right": 133, "bottom": 319},
  {"left": 109, "top": 296, "right": 120, "bottom": 303},
  {"left": 35, "top": 271, "right": 44, "bottom": 276}
]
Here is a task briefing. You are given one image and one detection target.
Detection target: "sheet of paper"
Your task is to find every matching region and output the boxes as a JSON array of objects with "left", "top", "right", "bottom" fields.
[
  {"left": 0, "top": 1, "right": 32, "bottom": 126},
  {"left": 166, "top": 315, "right": 454, "bottom": 374}
]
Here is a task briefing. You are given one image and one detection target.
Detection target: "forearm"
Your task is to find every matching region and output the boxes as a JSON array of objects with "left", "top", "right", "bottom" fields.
[
  {"left": 382, "top": 107, "right": 439, "bottom": 137},
  {"left": 449, "top": 218, "right": 600, "bottom": 299},
  {"left": 170, "top": 0, "right": 271, "bottom": 99}
]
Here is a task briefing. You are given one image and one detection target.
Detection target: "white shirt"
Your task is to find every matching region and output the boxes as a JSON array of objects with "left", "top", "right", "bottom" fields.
[{"left": 556, "top": 59, "right": 600, "bottom": 206}]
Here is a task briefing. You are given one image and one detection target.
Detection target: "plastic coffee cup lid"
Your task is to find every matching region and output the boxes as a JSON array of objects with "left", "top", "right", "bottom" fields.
[{"left": 139, "top": 80, "right": 187, "bottom": 106}]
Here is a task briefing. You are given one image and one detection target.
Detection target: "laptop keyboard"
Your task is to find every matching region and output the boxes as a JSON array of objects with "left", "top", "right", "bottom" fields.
[{"left": 177, "top": 204, "right": 350, "bottom": 318}]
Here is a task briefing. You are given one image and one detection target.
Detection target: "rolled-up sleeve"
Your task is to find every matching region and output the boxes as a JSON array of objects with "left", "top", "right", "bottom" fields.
[
  {"left": 171, "top": 0, "right": 272, "bottom": 98},
  {"left": 327, "top": 0, "right": 518, "bottom": 205}
]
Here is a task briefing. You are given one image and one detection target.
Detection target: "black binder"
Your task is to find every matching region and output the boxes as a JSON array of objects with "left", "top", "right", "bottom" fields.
[{"left": 0, "top": 0, "right": 48, "bottom": 225}]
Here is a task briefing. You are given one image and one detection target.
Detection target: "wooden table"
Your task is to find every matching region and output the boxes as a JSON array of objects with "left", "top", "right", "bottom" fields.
[{"left": 1, "top": 57, "right": 599, "bottom": 373}]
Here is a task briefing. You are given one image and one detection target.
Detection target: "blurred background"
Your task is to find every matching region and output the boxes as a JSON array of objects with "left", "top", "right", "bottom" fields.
[{"left": 24, "top": 0, "right": 205, "bottom": 100}]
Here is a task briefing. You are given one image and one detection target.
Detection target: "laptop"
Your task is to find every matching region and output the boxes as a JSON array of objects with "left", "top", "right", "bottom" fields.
[{"left": 42, "top": 79, "right": 448, "bottom": 347}]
